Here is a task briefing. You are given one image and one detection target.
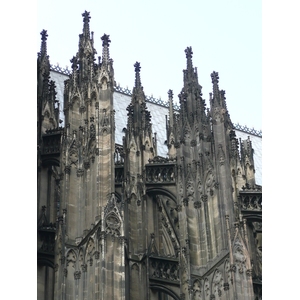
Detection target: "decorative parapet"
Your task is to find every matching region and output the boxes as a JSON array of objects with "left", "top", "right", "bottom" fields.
[
  {"left": 240, "top": 193, "right": 262, "bottom": 211},
  {"left": 45, "top": 127, "right": 64, "bottom": 134},
  {"left": 149, "top": 256, "right": 180, "bottom": 284},
  {"left": 145, "top": 164, "right": 175, "bottom": 184},
  {"left": 41, "top": 130, "right": 62, "bottom": 157},
  {"left": 148, "top": 156, "right": 177, "bottom": 164}
]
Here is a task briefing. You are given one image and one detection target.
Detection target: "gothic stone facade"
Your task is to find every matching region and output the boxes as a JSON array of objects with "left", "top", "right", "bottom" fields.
[{"left": 37, "top": 11, "right": 262, "bottom": 300}]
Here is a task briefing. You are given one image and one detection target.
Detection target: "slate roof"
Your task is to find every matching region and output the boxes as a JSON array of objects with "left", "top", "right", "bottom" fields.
[{"left": 49, "top": 69, "right": 262, "bottom": 185}]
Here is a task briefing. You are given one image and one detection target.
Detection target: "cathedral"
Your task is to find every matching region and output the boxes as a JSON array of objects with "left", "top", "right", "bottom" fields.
[{"left": 37, "top": 11, "right": 262, "bottom": 300}]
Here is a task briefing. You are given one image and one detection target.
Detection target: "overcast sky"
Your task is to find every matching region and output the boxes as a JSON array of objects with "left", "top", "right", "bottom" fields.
[{"left": 37, "top": 0, "right": 262, "bottom": 130}]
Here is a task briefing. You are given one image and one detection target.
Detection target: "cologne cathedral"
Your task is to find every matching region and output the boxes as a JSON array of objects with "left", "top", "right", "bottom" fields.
[{"left": 37, "top": 11, "right": 262, "bottom": 300}]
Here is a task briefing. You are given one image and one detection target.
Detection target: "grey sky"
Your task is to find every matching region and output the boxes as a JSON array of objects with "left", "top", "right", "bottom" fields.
[{"left": 37, "top": 0, "right": 262, "bottom": 130}]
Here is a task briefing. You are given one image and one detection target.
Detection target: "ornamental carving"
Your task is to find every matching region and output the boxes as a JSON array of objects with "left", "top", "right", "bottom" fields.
[
  {"left": 90, "top": 123, "right": 96, "bottom": 140},
  {"left": 201, "top": 195, "right": 208, "bottom": 203},
  {"left": 81, "top": 264, "right": 87, "bottom": 272},
  {"left": 192, "top": 279, "right": 202, "bottom": 299},
  {"left": 174, "top": 142, "right": 180, "bottom": 148},
  {"left": 98, "top": 231, "right": 107, "bottom": 241},
  {"left": 176, "top": 204, "right": 182, "bottom": 212},
  {"left": 105, "top": 213, "right": 121, "bottom": 237},
  {"left": 190, "top": 139, "right": 196, "bottom": 147},
  {"left": 194, "top": 201, "right": 201, "bottom": 209},
  {"left": 74, "top": 271, "right": 81, "bottom": 279},
  {"left": 241, "top": 194, "right": 262, "bottom": 211},
  {"left": 205, "top": 171, "right": 216, "bottom": 197},
  {"left": 230, "top": 264, "right": 236, "bottom": 273},
  {"left": 145, "top": 165, "right": 175, "bottom": 183},
  {"left": 84, "top": 160, "right": 90, "bottom": 169},
  {"left": 204, "top": 278, "right": 210, "bottom": 299},
  {"left": 218, "top": 145, "right": 225, "bottom": 166},
  {"left": 149, "top": 258, "right": 179, "bottom": 282},
  {"left": 183, "top": 198, "right": 189, "bottom": 207},
  {"left": 60, "top": 255, "right": 65, "bottom": 265},
  {"left": 89, "top": 257, "right": 93, "bottom": 266},
  {"left": 77, "top": 169, "right": 84, "bottom": 177},
  {"left": 224, "top": 260, "right": 232, "bottom": 285},
  {"left": 66, "top": 249, "right": 76, "bottom": 268},
  {"left": 234, "top": 242, "right": 246, "bottom": 274},
  {"left": 86, "top": 239, "right": 94, "bottom": 255},
  {"left": 212, "top": 269, "right": 224, "bottom": 298},
  {"left": 197, "top": 179, "right": 203, "bottom": 196},
  {"left": 205, "top": 172, "right": 214, "bottom": 188},
  {"left": 178, "top": 179, "right": 184, "bottom": 199},
  {"left": 246, "top": 269, "right": 252, "bottom": 277},
  {"left": 64, "top": 165, "right": 71, "bottom": 175},
  {"left": 186, "top": 178, "right": 194, "bottom": 201},
  {"left": 69, "top": 147, "right": 78, "bottom": 167},
  {"left": 78, "top": 248, "right": 84, "bottom": 268}
]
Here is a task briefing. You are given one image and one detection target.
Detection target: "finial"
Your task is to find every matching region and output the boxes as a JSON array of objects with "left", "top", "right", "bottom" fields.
[
  {"left": 40, "top": 29, "right": 48, "bottom": 55},
  {"left": 82, "top": 11, "right": 91, "bottom": 37},
  {"left": 41, "top": 29, "right": 48, "bottom": 42},
  {"left": 211, "top": 71, "right": 219, "bottom": 94},
  {"left": 184, "top": 46, "right": 193, "bottom": 70},
  {"left": 134, "top": 62, "right": 141, "bottom": 87},
  {"left": 49, "top": 80, "right": 57, "bottom": 101},
  {"left": 168, "top": 89, "right": 173, "bottom": 100},
  {"left": 70, "top": 56, "right": 77, "bottom": 70},
  {"left": 101, "top": 34, "right": 111, "bottom": 47},
  {"left": 101, "top": 34, "right": 111, "bottom": 66}
]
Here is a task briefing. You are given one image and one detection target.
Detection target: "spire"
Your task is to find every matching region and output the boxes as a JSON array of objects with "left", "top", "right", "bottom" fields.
[
  {"left": 126, "top": 62, "right": 150, "bottom": 134},
  {"left": 101, "top": 34, "right": 111, "bottom": 66},
  {"left": 211, "top": 71, "right": 219, "bottom": 97},
  {"left": 168, "top": 89, "right": 174, "bottom": 129},
  {"left": 185, "top": 47, "right": 193, "bottom": 71},
  {"left": 82, "top": 10, "right": 91, "bottom": 38},
  {"left": 40, "top": 29, "right": 48, "bottom": 56},
  {"left": 134, "top": 62, "right": 141, "bottom": 88},
  {"left": 167, "top": 89, "right": 176, "bottom": 159}
]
